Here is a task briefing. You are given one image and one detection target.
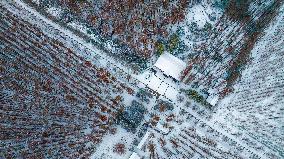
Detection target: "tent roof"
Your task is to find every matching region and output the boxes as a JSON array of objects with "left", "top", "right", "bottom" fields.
[{"left": 154, "top": 53, "right": 186, "bottom": 81}]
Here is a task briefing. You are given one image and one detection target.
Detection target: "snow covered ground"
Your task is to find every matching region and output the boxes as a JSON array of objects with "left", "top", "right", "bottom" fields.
[
  {"left": 46, "top": 6, "right": 62, "bottom": 17},
  {"left": 135, "top": 68, "right": 179, "bottom": 102},
  {"left": 212, "top": 4, "right": 284, "bottom": 158},
  {"left": 2, "top": 0, "right": 284, "bottom": 159},
  {"left": 186, "top": 4, "right": 219, "bottom": 29},
  {"left": 91, "top": 126, "right": 135, "bottom": 159}
]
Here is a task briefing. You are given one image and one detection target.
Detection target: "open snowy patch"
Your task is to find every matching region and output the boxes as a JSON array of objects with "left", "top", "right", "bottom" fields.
[
  {"left": 46, "top": 7, "right": 62, "bottom": 18},
  {"left": 187, "top": 4, "right": 211, "bottom": 28},
  {"left": 185, "top": 3, "right": 222, "bottom": 29},
  {"left": 164, "top": 86, "right": 179, "bottom": 102},
  {"left": 67, "top": 21, "right": 87, "bottom": 33},
  {"left": 31, "top": 0, "right": 40, "bottom": 5},
  {"left": 90, "top": 126, "right": 135, "bottom": 159}
]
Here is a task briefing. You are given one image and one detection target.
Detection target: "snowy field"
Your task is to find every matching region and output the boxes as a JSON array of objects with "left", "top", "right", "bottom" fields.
[
  {"left": 1, "top": 0, "right": 284, "bottom": 159},
  {"left": 213, "top": 5, "right": 284, "bottom": 157}
]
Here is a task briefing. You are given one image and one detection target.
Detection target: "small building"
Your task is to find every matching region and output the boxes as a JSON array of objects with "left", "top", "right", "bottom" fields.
[{"left": 154, "top": 53, "right": 187, "bottom": 81}]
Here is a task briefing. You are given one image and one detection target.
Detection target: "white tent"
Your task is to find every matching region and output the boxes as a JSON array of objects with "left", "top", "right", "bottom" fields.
[{"left": 154, "top": 53, "right": 186, "bottom": 81}]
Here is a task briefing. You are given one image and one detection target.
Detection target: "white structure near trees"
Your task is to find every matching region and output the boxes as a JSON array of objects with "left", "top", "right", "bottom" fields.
[
  {"left": 154, "top": 53, "right": 187, "bottom": 81},
  {"left": 135, "top": 53, "right": 186, "bottom": 101}
]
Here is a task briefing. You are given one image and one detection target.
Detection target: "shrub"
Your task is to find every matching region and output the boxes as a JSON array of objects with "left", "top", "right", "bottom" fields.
[
  {"left": 136, "top": 88, "right": 153, "bottom": 104},
  {"left": 168, "top": 34, "right": 179, "bottom": 53},
  {"left": 225, "top": 0, "right": 251, "bottom": 21},
  {"left": 213, "top": 0, "right": 230, "bottom": 10},
  {"left": 155, "top": 41, "right": 165, "bottom": 55},
  {"left": 113, "top": 143, "right": 125, "bottom": 155},
  {"left": 182, "top": 89, "right": 211, "bottom": 107},
  {"left": 154, "top": 100, "right": 174, "bottom": 112},
  {"left": 116, "top": 100, "right": 146, "bottom": 132}
]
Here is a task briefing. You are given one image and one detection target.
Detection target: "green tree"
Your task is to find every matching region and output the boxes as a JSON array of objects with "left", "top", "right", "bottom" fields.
[
  {"left": 168, "top": 34, "right": 179, "bottom": 53},
  {"left": 156, "top": 41, "right": 165, "bottom": 55}
]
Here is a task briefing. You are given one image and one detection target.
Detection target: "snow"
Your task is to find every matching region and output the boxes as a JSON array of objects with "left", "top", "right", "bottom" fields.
[
  {"left": 46, "top": 7, "right": 62, "bottom": 17},
  {"left": 129, "top": 152, "right": 141, "bottom": 159},
  {"left": 155, "top": 122, "right": 170, "bottom": 134},
  {"left": 154, "top": 53, "right": 186, "bottom": 81},
  {"left": 90, "top": 126, "right": 135, "bottom": 159},
  {"left": 164, "top": 86, "right": 179, "bottom": 102},
  {"left": 206, "top": 95, "right": 219, "bottom": 106},
  {"left": 212, "top": 4, "right": 284, "bottom": 157},
  {"left": 31, "top": 0, "right": 40, "bottom": 5},
  {"left": 137, "top": 131, "right": 150, "bottom": 149},
  {"left": 135, "top": 68, "right": 179, "bottom": 102},
  {"left": 158, "top": 82, "right": 168, "bottom": 95},
  {"left": 121, "top": 92, "right": 137, "bottom": 107},
  {"left": 145, "top": 74, "right": 161, "bottom": 91},
  {"left": 67, "top": 21, "right": 91, "bottom": 36},
  {"left": 187, "top": 5, "right": 210, "bottom": 28},
  {"left": 185, "top": 3, "right": 222, "bottom": 29},
  {"left": 5, "top": 0, "right": 283, "bottom": 158},
  {"left": 9, "top": 0, "right": 134, "bottom": 79}
]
